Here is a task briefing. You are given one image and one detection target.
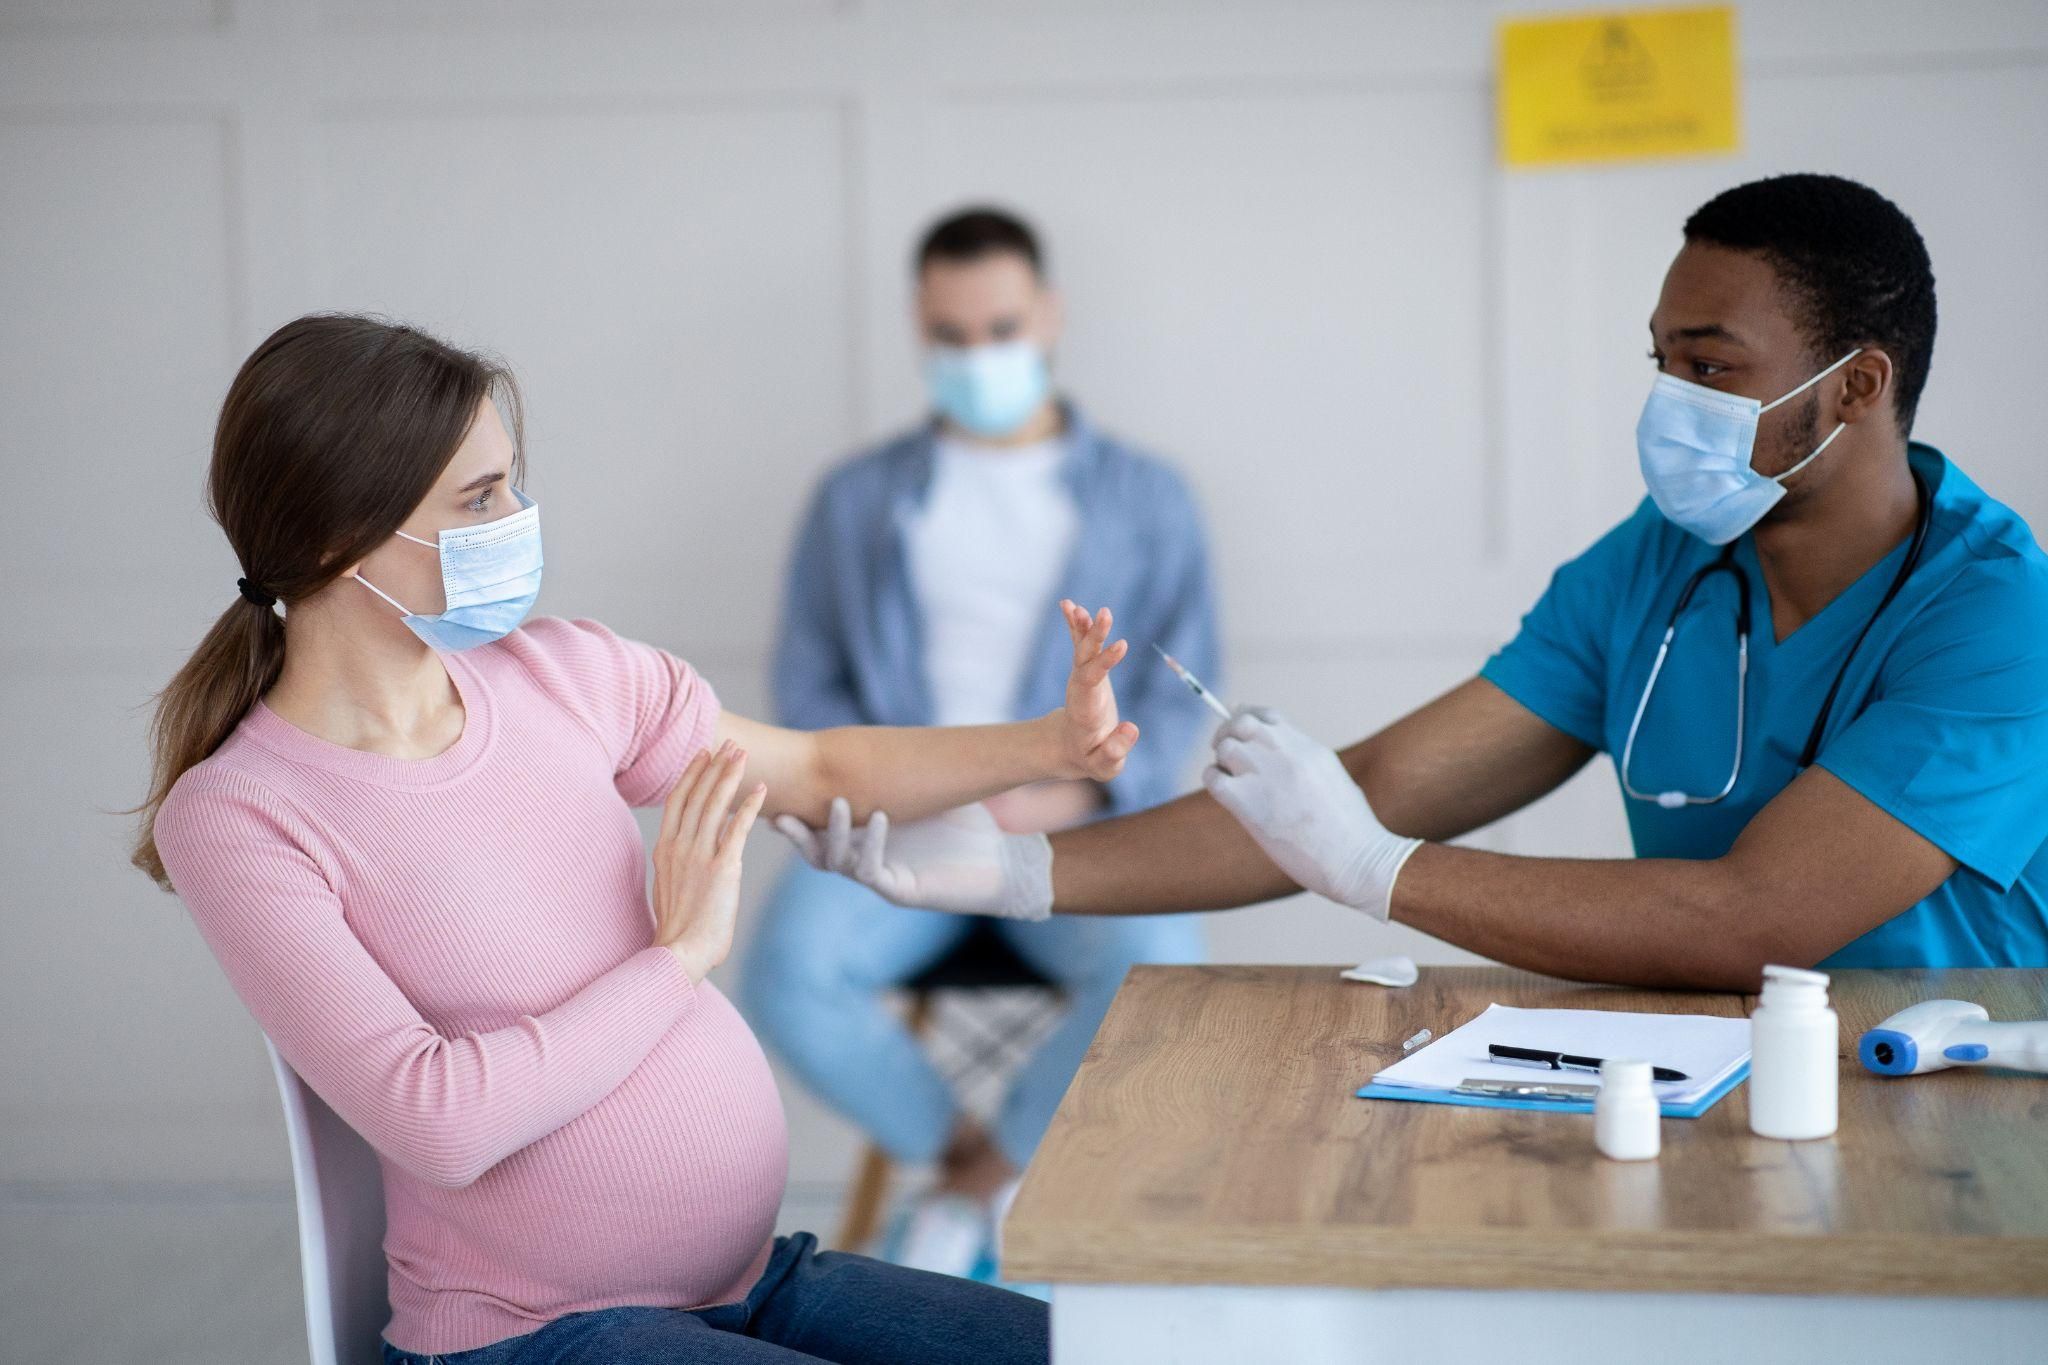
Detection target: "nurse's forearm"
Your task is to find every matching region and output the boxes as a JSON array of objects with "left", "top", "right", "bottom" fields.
[
  {"left": 1041, "top": 780, "right": 1771, "bottom": 984},
  {"left": 1388, "top": 766, "right": 1960, "bottom": 990},
  {"left": 1050, "top": 787, "right": 1302, "bottom": 915},
  {"left": 1387, "top": 844, "right": 1772, "bottom": 992}
]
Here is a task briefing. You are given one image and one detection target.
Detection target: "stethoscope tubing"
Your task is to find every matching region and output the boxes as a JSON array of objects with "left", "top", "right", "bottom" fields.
[{"left": 1621, "top": 472, "right": 1931, "bottom": 808}]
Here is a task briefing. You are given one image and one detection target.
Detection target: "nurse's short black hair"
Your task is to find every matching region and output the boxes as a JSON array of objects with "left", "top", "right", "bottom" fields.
[
  {"left": 1685, "top": 174, "right": 1937, "bottom": 435},
  {"left": 915, "top": 207, "right": 1044, "bottom": 280}
]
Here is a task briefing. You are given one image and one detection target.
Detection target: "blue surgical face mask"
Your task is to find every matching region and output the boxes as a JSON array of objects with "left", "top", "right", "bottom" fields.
[
  {"left": 1635, "top": 349, "right": 1862, "bottom": 545},
  {"left": 924, "top": 339, "right": 1051, "bottom": 438},
  {"left": 354, "top": 489, "right": 543, "bottom": 651}
]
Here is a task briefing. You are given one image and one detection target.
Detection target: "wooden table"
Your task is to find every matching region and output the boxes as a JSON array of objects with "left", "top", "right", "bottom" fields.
[{"left": 1003, "top": 965, "right": 2048, "bottom": 1364}]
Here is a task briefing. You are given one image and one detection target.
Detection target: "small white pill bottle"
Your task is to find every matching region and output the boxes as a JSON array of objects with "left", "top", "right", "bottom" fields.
[
  {"left": 1748, "top": 964, "right": 1839, "bottom": 1140},
  {"left": 1594, "top": 1058, "right": 1661, "bottom": 1161}
]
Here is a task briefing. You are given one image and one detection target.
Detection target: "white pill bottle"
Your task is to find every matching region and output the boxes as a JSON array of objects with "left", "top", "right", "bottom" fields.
[
  {"left": 1595, "top": 1058, "right": 1661, "bottom": 1160},
  {"left": 1747, "top": 964, "right": 1839, "bottom": 1140}
]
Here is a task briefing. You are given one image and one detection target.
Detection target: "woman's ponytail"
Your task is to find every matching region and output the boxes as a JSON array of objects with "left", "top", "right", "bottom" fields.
[
  {"left": 131, "top": 596, "right": 286, "bottom": 886},
  {"left": 130, "top": 314, "right": 517, "bottom": 889}
]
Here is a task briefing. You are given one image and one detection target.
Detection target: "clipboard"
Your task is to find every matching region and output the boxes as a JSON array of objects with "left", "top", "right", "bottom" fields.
[{"left": 1356, "top": 1060, "right": 1748, "bottom": 1119}]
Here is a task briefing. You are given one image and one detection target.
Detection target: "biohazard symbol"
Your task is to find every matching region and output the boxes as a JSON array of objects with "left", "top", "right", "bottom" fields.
[{"left": 1580, "top": 19, "right": 1659, "bottom": 103}]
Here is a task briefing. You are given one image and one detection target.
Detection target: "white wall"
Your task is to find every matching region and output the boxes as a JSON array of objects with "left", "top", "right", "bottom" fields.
[{"left": 4, "top": 0, "right": 2045, "bottom": 1210}]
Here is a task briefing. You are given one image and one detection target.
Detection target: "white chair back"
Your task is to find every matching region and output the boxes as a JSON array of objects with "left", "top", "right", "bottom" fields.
[{"left": 266, "top": 1039, "right": 391, "bottom": 1365}]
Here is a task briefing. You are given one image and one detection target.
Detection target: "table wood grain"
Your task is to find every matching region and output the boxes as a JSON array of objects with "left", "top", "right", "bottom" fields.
[{"left": 1002, "top": 965, "right": 2048, "bottom": 1296}]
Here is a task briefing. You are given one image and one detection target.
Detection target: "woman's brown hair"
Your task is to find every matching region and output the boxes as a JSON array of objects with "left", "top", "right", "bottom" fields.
[{"left": 132, "top": 314, "right": 522, "bottom": 888}]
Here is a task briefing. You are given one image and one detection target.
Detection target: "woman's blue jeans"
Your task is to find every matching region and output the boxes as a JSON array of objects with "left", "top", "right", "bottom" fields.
[{"left": 380, "top": 1232, "right": 1047, "bottom": 1364}]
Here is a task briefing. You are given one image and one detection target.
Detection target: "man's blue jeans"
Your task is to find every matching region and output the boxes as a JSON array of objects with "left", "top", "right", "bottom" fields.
[
  {"left": 380, "top": 1232, "right": 1047, "bottom": 1364},
  {"left": 741, "top": 862, "right": 1204, "bottom": 1167}
]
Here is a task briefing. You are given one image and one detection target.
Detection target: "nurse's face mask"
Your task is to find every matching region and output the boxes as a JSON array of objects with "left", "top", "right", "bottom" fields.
[
  {"left": 1636, "top": 348, "right": 1862, "bottom": 545},
  {"left": 353, "top": 489, "right": 543, "bottom": 651}
]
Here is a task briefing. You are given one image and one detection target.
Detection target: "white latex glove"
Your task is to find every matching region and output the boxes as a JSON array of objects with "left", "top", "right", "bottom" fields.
[
  {"left": 1202, "top": 707, "right": 1423, "bottom": 922},
  {"left": 773, "top": 797, "right": 1054, "bottom": 921}
]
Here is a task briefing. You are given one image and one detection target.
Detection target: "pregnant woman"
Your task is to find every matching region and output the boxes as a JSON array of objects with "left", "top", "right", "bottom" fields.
[{"left": 131, "top": 314, "right": 1136, "bottom": 1364}]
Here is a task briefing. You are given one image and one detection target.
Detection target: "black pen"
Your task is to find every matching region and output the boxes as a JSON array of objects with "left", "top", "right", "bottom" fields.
[{"left": 1488, "top": 1044, "right": 1689, "bottom": 1084}]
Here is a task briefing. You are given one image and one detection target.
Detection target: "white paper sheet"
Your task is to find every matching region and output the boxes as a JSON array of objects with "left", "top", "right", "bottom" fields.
[{"left": 1370, "top": 1002, "right": 1752, "bottom": 1106}]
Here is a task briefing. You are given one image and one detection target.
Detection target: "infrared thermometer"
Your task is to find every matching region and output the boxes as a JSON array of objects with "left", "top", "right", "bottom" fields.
[{"left": 1857, "top": 999, "right": 2048, "bottom": 1076}]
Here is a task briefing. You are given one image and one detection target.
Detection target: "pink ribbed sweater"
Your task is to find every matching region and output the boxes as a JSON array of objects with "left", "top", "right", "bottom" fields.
[{"left": 154, "top": 617, "right": 788, "bottom": 1355}]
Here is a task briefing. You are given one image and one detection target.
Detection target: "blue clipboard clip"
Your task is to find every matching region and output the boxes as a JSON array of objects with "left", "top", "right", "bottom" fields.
[{"left": 1453, "top": 1078, "right": 1598, "bottom": 1103}]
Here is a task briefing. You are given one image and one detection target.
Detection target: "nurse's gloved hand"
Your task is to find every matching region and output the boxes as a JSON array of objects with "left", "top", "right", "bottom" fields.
[
  {"left": 1203, "top": 707, "right": 1423, "bottom": 923},
  {"left": 773, "top": 797, "right": 1054, "bottom": 922}
]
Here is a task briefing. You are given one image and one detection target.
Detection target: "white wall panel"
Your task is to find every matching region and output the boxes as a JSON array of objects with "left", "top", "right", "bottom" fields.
[
  {"left": 0, "top": 115, "right": 240, "bottom": 658},
  {"left": 0, "top": 659, "right": 287, "bottom": 1185},
  {"left": 0, "top": 0, "right": 224, "bottom": 33},
  {"left": 308, "top": 101, "right": 854, "bottom": 659},
  {"left": 314, "top": 0, "right": 840, "bottom": 24}
]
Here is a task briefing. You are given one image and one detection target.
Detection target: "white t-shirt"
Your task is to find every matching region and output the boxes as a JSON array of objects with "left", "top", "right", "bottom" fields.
[{"left": 903, "top": 436, "right": 1080, "bottom": 726}]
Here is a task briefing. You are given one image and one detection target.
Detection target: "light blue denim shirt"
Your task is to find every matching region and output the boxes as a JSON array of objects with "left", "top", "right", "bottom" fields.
[{"left": 773, "top": 402, "right": 1223, "bottom": 815}]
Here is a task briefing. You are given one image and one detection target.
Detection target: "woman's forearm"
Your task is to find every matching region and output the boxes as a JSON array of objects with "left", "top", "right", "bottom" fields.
[
  {"left": 805, "top": 713, "right": 1077, "bottom": 825},
  {"left": 724, "top": 600, "right": 1133, "bottom": 826}
]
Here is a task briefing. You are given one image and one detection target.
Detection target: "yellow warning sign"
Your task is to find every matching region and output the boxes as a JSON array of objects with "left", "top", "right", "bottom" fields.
[{"left": 1498, "top": 6, "right": 1740, "bottom": 168}]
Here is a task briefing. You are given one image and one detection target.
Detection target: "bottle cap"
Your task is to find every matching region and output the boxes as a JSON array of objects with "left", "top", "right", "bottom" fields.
[
  {"left": 1760, "top": 963, "right": 1832, "bottom": 1009},
  {"left": 1600, "top": 1058, "right": 1653, "bottom": 1091}
]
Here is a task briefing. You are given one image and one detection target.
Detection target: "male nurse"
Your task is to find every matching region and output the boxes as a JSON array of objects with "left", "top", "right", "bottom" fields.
[
  {"left": 782, "top": 174, "right": 2048, "bottom": 987},
  {"left": 741, "top": 207, "right": 1217, "bottom": 1275}
]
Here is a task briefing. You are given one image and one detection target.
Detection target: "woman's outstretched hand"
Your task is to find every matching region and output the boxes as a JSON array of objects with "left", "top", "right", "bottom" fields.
[
  {"left": 652, "top": 740, "right": 768, "bottom": 982},
  {"left": 1056, "top": 599, "right": 1139, "bottom": 782}
]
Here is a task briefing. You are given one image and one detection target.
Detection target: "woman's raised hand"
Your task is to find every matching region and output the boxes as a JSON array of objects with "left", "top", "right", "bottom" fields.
[
  {"left": 1057, "top": 599, "right": 1139, "bottom": 782},
  {"left": 652, "top": 740, "right": 768, "bottom": 983}
]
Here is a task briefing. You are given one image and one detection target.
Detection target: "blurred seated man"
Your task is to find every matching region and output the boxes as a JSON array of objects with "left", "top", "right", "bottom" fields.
[{"left": 740, "top": 207, "right": 1219, "bottom": 1279}]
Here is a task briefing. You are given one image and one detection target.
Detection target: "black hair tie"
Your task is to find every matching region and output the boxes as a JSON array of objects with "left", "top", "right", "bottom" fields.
[{"left": 237, "top": 577, "right": 278, "bottom": 609}]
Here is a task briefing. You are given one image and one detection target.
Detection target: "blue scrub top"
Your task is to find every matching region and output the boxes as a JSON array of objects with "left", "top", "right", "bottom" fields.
[{"left": 1481, "top": 444, "right": 2048, "bottom": 969}]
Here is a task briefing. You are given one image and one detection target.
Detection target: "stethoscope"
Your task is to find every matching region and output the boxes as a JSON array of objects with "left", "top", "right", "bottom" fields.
[{"left": 1619, "top": 472, "right": 1932, "bottom": 810}]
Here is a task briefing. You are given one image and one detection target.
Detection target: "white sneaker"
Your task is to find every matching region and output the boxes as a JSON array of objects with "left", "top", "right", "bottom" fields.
[{"left": 882, "top": 1191, "right": 988, "bottom": 1277}]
